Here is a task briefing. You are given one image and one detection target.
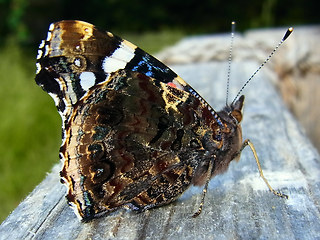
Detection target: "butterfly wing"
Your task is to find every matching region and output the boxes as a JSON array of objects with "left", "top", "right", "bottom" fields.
[
  {"left": 35, "top": 20, "right": 224, "bottom": 221},
  {"left": 62, "top": 70, "right": 213, "bottom": 220},
  {"left": 36, "top": 20, "right": 190, "bottom": 106}
]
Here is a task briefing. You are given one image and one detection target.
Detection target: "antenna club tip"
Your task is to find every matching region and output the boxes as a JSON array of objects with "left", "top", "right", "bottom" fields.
[{"left": 283, "top": 27, "right": 293, "bottom": 41}]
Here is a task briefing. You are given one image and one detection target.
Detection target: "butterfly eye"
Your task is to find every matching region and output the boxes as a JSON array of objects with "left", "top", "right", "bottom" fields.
[{"left": 231, "top": 110, "right": 242, "bottom": 123}]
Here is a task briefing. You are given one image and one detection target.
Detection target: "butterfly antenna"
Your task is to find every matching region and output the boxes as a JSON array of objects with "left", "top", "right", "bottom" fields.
[
  {"left": 231, "top": 27, "right": 293, "bottom": 105},
  {"left": 226, "top": 21, "right": 236, "bottom": 106}
]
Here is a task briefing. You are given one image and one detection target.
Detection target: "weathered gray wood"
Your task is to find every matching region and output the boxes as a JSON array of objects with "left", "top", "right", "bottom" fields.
[
  {"left": 158, "top": 26, "right": 320, "bottom": 153},
  {"left": 1, "top": 60, "right": 320, "bottom": 239}
]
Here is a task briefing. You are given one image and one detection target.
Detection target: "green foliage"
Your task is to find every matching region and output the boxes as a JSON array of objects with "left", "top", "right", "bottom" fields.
[
  {"left": 0, "top": 0, "right": 319, "bottom": 47},
  {"left": 0, "top": 0, "right": 30, "bottom": 43},
  {"left": 0, "top": 43, "right": 61, "bottom": 222},
  {"left": 122, "top": 29, "right": 185, "bottom": 53}
]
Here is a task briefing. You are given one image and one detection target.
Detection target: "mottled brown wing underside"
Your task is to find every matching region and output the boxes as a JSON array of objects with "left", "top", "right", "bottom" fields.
[{"left": 60, "top": 70, "right": 213, "bottom": 220}]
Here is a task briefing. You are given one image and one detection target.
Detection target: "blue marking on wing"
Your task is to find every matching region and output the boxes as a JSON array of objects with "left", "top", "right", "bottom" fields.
[{"left": 126, "top": 48, "right": 176, "bottom": 83}]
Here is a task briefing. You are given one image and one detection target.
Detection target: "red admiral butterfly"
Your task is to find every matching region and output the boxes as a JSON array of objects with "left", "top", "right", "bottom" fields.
[{"left": 35, "top": 20, "right": 292, "bottom": 221}]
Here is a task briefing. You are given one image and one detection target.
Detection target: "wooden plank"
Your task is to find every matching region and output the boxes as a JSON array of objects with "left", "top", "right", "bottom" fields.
[{"left": 1, "top": 59, "right": 320, "bottom": 240}]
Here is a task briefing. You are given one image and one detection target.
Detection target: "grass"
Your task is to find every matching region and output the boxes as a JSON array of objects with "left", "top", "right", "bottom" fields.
[
  {"left": 0, "top": 30, "right": 184, "bottom": 223},
  {"left": 121, "top": 29, "right": 184, "bottom": 53},
  {"left": 0, "top": 43, "right": 61, "bottom": 223}
]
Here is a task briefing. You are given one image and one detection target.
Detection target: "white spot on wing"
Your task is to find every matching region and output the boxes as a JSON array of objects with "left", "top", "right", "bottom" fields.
[
  {"left": 49, "top": 23, "right": 55, "bottom": 31},
  {"left": 36, "top": 63, "right": 41, "bottom": 74},
  {"left": 48, "top": 92, "right": 61, "bottom": 108},
  {"left": 172, "top": 79, "right": 184, "bottom": 90},
  {"left": 44, "top": 45, "right": 50, "bottom": 56},
  {"left": 102, "top": 41, "right": 135, "bottom": 73},
  {"left": 74, "top": 58, "right": 81, "bottom": 67},
  {"left": 79, "top": 72, "right": 96, "bottom": 91},
  {"left": 46, "top": 31, "right": 52, "bottom": 41},
  {"left": 64, "top": 76, "right": 78, "bottom": 105},
  {"left": 39, "top": 40, "right": 45, "bottom": 48},
  {"left": 36, "top": 50, "right": 43, "bottom": 59}
]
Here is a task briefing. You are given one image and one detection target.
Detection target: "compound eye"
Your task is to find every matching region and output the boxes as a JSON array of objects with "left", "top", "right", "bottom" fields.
[{"left": 231, "top": 109, "right": 242, "bottom": 123}]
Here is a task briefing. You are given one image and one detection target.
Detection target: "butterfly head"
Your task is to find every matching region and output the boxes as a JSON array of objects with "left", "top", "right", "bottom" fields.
[
  {"left": 229, "top": 95, "right": 244, "bottom": 124},
  {"left": 218, "top": 95, "right": 245, "bottom": 126},
  {"left": 197, "top": 95, "right": 245, "bottom": 181}
]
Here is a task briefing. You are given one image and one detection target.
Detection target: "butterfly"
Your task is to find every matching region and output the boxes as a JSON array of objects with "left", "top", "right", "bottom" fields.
[{"left": 35, "top": 20, "right": 291, "bottom": 221}]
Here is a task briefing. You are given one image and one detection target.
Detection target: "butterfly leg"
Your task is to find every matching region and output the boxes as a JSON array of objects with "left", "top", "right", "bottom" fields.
[
  {"left": 192, "top": 160, "right": 214, "bottom": 218},
  {"left": 241, "top": 139, "right": 288, "bottom": 199}
]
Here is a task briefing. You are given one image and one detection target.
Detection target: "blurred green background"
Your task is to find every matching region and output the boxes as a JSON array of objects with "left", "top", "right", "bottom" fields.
[{"left": 0, "top": 0, "right": 317, "bottom": 223}]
